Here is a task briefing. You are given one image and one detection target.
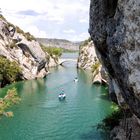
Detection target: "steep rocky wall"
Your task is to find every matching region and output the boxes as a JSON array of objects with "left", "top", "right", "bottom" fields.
[
  {"left": 77, "top": 40, "right": 98, "bottom": 70},
  {"left": 0, "top": 16, "right": 58, "bottom": 80},
  {"left": 77, "top": 40, "right": 107, "bottom": 84},
  {"left": 89, "top": 0, "right": 140, "bottom": 118}
]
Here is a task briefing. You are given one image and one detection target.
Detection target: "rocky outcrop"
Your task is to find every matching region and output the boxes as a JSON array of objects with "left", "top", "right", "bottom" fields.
[
  {"left": 77, "top": 39, "right": 107, "bottom": 84},
  {"left": 110, "top": 115, "right": 140, "bottom": 140},
  {"left": 89, "top": 0, "right": 140, "bottom": 118},
  {"left": 89, "top": 0, "right": 140, "bottom": 138},
  {"left": 77, "top": 40, "right": 98, "bottom": 70},
  {"left": 0, "top": 15, "right": 58, "bottom": 80}
]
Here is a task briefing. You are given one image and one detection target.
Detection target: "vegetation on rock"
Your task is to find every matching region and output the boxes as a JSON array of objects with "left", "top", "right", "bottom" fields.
[
  {"left": 0, "top": 56, "right": 22, "bottom": 87},
  {"left": 40, "top": 44, "right": 62, "bottom": 58},
  {"left": 79, "top": 37, "right": 91, "bottom": 49},
  {"left": 97, "top": 103, "right": 132, "bottom": 132},
  {"left": 25, "top": 32, "right": 36, "bottom": 41},
  {"left": 97, "top": 105, "right": 123, "bottom": 131},
  {"left": 91, "top": 60, "right": 101, "bottom": 73},
  {"left": 0, "top": 14, "right": 6, "bottom": 21},
  {"left": 91, "top": 60, "right": 101, "bottom": 79}
]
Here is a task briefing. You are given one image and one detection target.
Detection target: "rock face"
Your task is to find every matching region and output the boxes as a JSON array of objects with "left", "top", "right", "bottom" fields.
[
  {"left": 110, "top": 115, "right": 140, "bottom": 140},
  {"left": 0, "top": 16, "right": 57, "bottom": 80},
  {"left": 77, "top": 40, "right": 98, "bottom": 70},
  {"left": 77, "top": 39, "right": 107, "bottom": 84},
  {"left": 89, "top": 0, "right": 140, "bottom": 118}
]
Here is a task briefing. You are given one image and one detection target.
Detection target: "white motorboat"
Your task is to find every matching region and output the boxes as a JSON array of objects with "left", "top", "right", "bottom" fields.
[
  {"left": 74, "top": 78, "right": 78, "bottom": 82},
  {"left": 58, "top": 93, "right": 66, "bottom": 100}
]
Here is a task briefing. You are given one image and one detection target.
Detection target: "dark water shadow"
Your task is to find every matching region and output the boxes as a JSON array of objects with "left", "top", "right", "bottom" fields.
[
  {"left": 58, "top": 98, "right": 67, "bottom": 103},
  {"left": 80, "top": 129, "right": 110, "bottom": 140}
]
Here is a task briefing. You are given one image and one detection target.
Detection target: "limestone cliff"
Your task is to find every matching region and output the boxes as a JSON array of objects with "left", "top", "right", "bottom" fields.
[
  {"left": 0, "top": 15, "right": 57, "bottom": 81},
  {"left": 89, "top": 0, "right": 140, "bottom": 138},
  {"left": 77, "top": 39, "right": 107, "bottom": 84},
  {"left": 77, "top": 39, "right": 98, "bottom": 70}
]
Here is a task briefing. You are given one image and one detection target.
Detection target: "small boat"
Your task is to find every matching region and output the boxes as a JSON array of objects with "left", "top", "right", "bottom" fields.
[
  {"left": 58, "top": 93, "right": 66, "bottom": 100},
  {"left": 74, "top": 78, "right": 78, "bottom": 82}
]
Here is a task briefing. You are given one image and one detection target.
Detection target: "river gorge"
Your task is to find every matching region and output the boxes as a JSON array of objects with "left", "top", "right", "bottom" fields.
[
  {"left": 0, "top": 0, "right": 140, "bottom": 139},
  {"left": 0, "top": 53, "right": 113, "bottom": 140}
]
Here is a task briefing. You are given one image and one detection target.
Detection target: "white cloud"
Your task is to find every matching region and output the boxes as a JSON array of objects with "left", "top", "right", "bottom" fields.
[
  {"left": 79, "top": 19, "right": 88, "bottom": 23},
  {"left": 70, "top": 32, "right": 90, "bottom": 41},
  {"left": 25, "top": 25, "right": 47, "bottom": 38},
  {"left": 47, "top": 16, "right": 64, "bottom": 24},
  {"left": 63, "top": 29, "right": 76, "bottom": 34},
  {"left": 80, "top": 32, "right": 90, "bottom": 39},
  {"left": 0, "top": 0, "right": 53, "bottom": 13},
  {"left": 0, "top": 0, "right": 90, "bottom": 41}
]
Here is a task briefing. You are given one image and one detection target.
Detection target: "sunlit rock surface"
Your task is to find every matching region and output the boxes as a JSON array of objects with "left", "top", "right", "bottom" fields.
[
  {"left": 77, "top": 40, "right": 98, "bottom": 70},
  {"left": 0, "top": 16, "right": 57, "bottom": 80}
]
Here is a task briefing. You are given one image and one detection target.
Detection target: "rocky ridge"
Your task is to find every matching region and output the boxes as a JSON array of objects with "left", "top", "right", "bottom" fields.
[
  {"left": 77, "top": 39, "right": 97, "bottom": 70},
  {"left": 0, "top": 15, "right": 58, "bottom": 81},
  {"left": 77, "top": 39, "right": 107, "bottom": 84}
]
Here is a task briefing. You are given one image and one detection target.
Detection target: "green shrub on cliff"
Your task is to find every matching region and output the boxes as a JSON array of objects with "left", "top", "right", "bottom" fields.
[
  {"left": 0, "top": 56, "right": 22, "bottom": 85},
  {"left": 91, "top": 61, "right": 101, "bottom": 73},
  {"left": 97, "top": 104, "right": 123, "bottom": 131},
  {"left": 79, "top": 37, "right": 92, "bottom": 48},
  {"left": 16, "top": 26, "right": 24, "bottom": 35},
  {"left": 25, "top": 32, "right": 36, "bottom": 41},
  {"left": 0, "top": 14, "right": 6, "bottom": 21}
]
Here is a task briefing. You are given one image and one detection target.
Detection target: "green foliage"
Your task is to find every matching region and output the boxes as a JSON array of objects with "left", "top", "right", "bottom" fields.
[
  {"left": 0, "top": 88, "right": 21, "bottom": 117},
  {"left": 0, "top": 56, "right": 22, "bottom": 84},
  {"left": 16, "top": 26, "right": 25, "bottom": 35},
  {"left": 110, "top": 103, "right": 120, "bottom": 111},
  {"left": 7, "top": 22, "right": 15, "bottom": 29},
  {"left": 41, "top": 44, "right": 62, "bottom": 57},
  {"left": 0, "top": 14, "right": 6, "bottom": 21},
  {"left": 79, "top": 37, "right": 92, "bottom": 48},
  {"left": 25, "top": 32, "right": 36, "bottom": 41},
  {"left": 97, "top": 106, "right": 123, "bottom": 131},
  {"left": 91, "top": 61, "right": 101, "bottom": 73}
]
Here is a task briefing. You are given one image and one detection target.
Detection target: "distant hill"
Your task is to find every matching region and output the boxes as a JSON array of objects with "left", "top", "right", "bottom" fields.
[{"left": 36, "top": 38, "right": 82, "bottom": 51}]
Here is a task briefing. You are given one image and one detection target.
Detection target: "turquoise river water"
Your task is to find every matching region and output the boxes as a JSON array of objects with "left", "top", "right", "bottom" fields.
[{"left": 0, "top": 53, "right": 113, "bottom": 140}]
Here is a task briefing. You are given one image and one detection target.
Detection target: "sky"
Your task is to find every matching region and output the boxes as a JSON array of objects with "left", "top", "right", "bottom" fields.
[{"left": 0, "top": 0, "right": 90, "bottom": 41}]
